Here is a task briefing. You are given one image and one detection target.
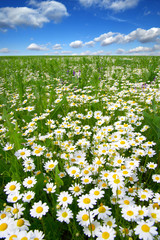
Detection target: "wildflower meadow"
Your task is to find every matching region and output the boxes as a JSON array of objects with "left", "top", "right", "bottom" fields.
[{"left": 0, "top": 55, "right": 160, "bottom": 240}]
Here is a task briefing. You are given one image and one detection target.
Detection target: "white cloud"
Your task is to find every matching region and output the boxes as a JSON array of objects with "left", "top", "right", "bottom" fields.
[
  {"left": 94, "top": 32, "right": 114, "bottom": 42},
  {"left": 0, "top": 1, "right": 69, "bottom": 31},
  {"left": 53, "top": 43, "right": 62, "bottom": 50},
  {"left": 0, "top": 48, "right": 10, "bottom": 53},
  {"left": 84, "top": 41, "right": 95, "bottom": 47},
  {"left": 27, "top": 43, "right": 48, "bottom": 51},
  {"left": 128, "top": 46, "right": 152, "bottom": 53},
  {"left": 94, "top": 27, "right": 160, "bottom": 46},
  {"left": 61, "top": 50, "right": 72, "bottom": 54},
  {"left": 79, "top": 0, "right": 140, "bottom": 11},
  {"left": 69, "top": 40, "right": 83, "bottom": 48},
  {"left": 116, "top": 48, "right": 125, "bottom": 54}
]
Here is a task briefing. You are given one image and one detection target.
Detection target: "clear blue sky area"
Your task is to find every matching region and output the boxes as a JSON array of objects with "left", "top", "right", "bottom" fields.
[{"left": 0, "top": 0, "right": 160, "bottom": 55}]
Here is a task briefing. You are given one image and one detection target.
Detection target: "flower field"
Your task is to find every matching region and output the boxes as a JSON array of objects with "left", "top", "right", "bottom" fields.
[{"left": 0, "top": 56, "right": 160, "bottom": 239}]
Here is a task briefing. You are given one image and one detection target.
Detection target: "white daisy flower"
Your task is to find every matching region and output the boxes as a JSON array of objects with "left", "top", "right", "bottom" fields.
[
  {"left": 77, "top": 194, "right": 96, "bottom": 210},
  {"left": 76, "top": 209, "right": 94, "bottom": 227},
  {"left": 56, "top": 208, "right": 73, "bottom": 224},
  {"left": 134, "top": 220, "right": 158, "bottom": 240},
  {"left": 30, "top": 201, "right": 49, "bottom": 218},
  {"left": 22, "top": 191, "right": 35, "bottom": 203},
  {"left": 57, "top": 191, "right": 73, "bottom": 208},
  {"left": 96, "top": 225, "right": 116, "bottom": 240},
  {"left": 23, "top": 176, "right": 37, "bottom": 189}
]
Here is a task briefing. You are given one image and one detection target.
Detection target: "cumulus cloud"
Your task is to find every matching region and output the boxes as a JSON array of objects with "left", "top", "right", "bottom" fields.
[
  {"left": 69, "top": 40, "right": 83, "bottom": 48},
  {"left": 53, "top": 43, "right": 62, "bottom": 50},
  {"left": 94, "top": 27, "right": 160, "bottom": 46},
  {"left": 84, "top": 41, "right": 95, "bottom": 47},
  {"left": 79, "top": 0, "right": 139, "bottom": 11},
  {"left": 0, "top": 1, "right": 69, "bottom": 31},
  {"left": 128, "top": 46, "right": 152, "bottom": 53},
  {"left": 0, "top": 48, "right": 10, "bottom": 53},
  {"left": 27, "top": 43, "right": 49, "bottom": 51}
]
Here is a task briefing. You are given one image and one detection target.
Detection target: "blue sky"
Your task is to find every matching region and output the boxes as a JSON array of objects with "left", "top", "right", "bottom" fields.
[{"left": 0, "top": 0, "right": 160, "bottom": 55}]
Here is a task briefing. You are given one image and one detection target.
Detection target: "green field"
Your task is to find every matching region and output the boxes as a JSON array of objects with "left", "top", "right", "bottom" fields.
[{"left": 0, "top": 56, "right": 160, "bottom": 240}]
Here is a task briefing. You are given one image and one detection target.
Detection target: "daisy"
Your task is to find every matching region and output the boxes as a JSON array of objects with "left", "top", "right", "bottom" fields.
[
  {"left": 93, "top": 204, "right": 112, "bottom": 220},
  {"left": 153, "top": 193, "right": 160, "bottom": 205},
  {"left": 30, "top": 201, "right": 49, "bottom": 218},
  {"left": 44, "top": 160, "right": 58, "bottom": 172},
  {"left": 57, "top": 191, "right": 73, "bottom": 208},
  {"left": 11, "top": 203, "right": 25, "bottom": 219},
  {"left": 57, "top": 208, "right": 73, "bottom": 224},
  {"left": 121, "top": 205, "right": 138, "bottom": 221},
  {"left": 0, "top": 217, "right": 14, "bottom": 238},
  {"left": 43, "top": 182, "right": 56, "bottom": 194},
  {"left": 7, "top": 191, "right": 22, "bottom": 203},
  {"left": 3, "top": 143, "right": 14, "bottom": 151},
  {"left": 23, "top": 176, "right": 37, "bottom": 189},
  {"left": 148, "top": 206, "right": 160, "bottom": 222},
  {"left": 76, "top": 209, "right": 94, "bottom": 227},
  {"left": 96, "top": 225, "right": 116, "bottom": 240},
  {"left": 152, "top": 174, "right": 160, "bottom": 183},
  {"left": 77, "top": 194, "right": 96, "bottom": 210},
  {"left": 118, "top": 196, "right": 134, "bottom": 207},
  {"left": 69, "top": 183, "right": 83, "bottom": 196},
  {"left": 15, "top": 148, "right": 31, "bottom": 160},
  {"left": 22, "top": 191, "right": 35, "bottom": 203},
  {"left": 4, "top": 181, "right": 21, "bottom": 195},
  {"left": 83, "top": 220, "right": 101, "bottom": 238},
  {"left": 146, "top": 162, "right": 157, "bottom": 170},
  {"left": 89, "top": 187, "right": 105, "bottom": 200},
  {"left": 104, "top": 216, "right": 117, "bottom": 228},
  {"left": 15, "top": 218, "right": 30, "bottom": 231},
  {"left": 136, "top": 206, "right": 149, "bottom": 220},
  {"left": 134, "top": 220, "right": 158, "bottom": 240},
  {"left": 30, "top": 229, "right": 45, "bottom": 240},
  {"left": 67, "top": 166, "right": 81, "bottom": 178},
  {"left": 81, "top": 176, "right": 93, "bottom": 185}
]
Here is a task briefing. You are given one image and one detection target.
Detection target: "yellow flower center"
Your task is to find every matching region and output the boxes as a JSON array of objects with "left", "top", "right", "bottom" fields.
[
  {"left": 98, "top": 206, "right": 106, "bottom": 213},
  {"left": 1, "top": 213, "right": 6, "bottom": 219},
  {"left": 35, "top": 150, "right": 40, "bottom": 154},
  {"left": 107, "top": 221, "right": 112, "bottom": 227},
  {"left": 17, "top": 219, "right": 24, "bottom": 227},
  {"left": 13, "top": 208, "right": 19, "bottom": 214},
  {"left": 88, "top": 224, "right": 95, "bottom": 231},
  {"left": 7, "top": 146, "right": 13, "bottom": 150},
  {"left": 84, "top": 170, "right": 89, "bottom": 174},
  {"left": 124, "top": 200, "right": 130, "bottom": 205},
  {"left": 117, "top": 159, "right": 122, "bottom": 163},
  {"left": 71, "top": 170, "right": 76, "bottom": 174},
  {"left": 62, "top": 197, "right": 68, "bottom": 202},
  {"left": 84, "top": 179, "right": 89, "bottom": 183},
  {"left": 102, "top": 232, "right": 110, "bottom": 239},
  {"left": 138, "top": 210, "right": 144, "bottom": 215},
  {"left": 155, "top": 176, "right": 160, "bottom": 181},
  {"left": 104, "top": 173, "right": 109, "bottom": 177},
  {"left": 27, "top": 180, "right": 33, "bottom": 184},
  {"left": 120, "top": 141, "right": 125, "bottom": 145},
  {"left": 9, "top": 235, "right": 17, "bottom": 240},
  {"left": 36, "top": 206, "right": 43, "bottom": 213},
  {"left": 47, "top": 188, "right": 52, "bottom": 192},
  {"left": 82, "top": 214, "right": 89, "bottom": 221},
  {"left": 83, "top": 198, "right": 91, "bottom": 204},
  {"left": 21, "top": 237, "right": 28, "bottom": 240},
  {"left": 20, "top": 152, "right": 25, "bottom": 155},
  {"left": 94, "top": 191, "right": 100, "bottom": 195},
  {"left": 62, "top": 212, "right": 68, "bottom": 218},
  {"left": 74, "top": 186, "right": 80, "bottom": 192},
  {"left": 9, "top": 185, "right": 16, "bottom": 191},
  {"left": 26, "top": 195, "right": 32, "bottom": 199},
  {"left": 127, "top": 210, "right": 134, "bottom": 216},
  {"left": 0, "top": 223, "right": 8, "bottom": 231},
  {"left": 49, "top": 164, "right": 54, "bottom": 168},
  {"left": 114, "top": 179, "right": 120, "bottom": 184},
  {"left": 141, "top": 194, "right": 146, "bottom": 199},
  {"left": 13, "top": 196, "right": 18, "bottom": 201},
  {"left": 141, "top": 224, "right": 150, "bottom": 232},
  {"left": 151, "top": 213, "right": 157, "bottom": 219}
]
